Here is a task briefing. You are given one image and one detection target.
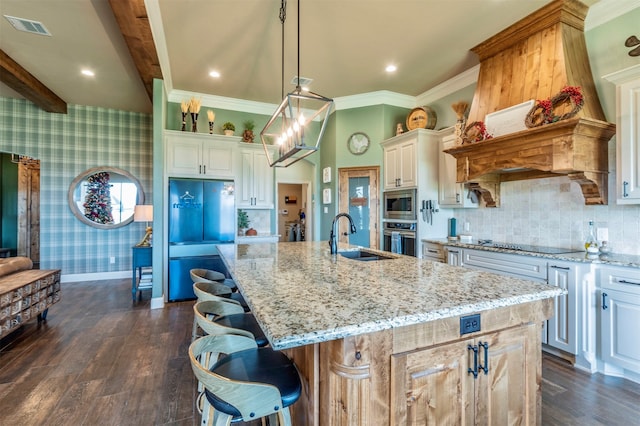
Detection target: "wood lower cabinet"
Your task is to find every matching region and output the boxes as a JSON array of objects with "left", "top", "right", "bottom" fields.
[
  {"left": 391, "top": 325, "right": 537, "bottom": 426},
  {"left": 286, "top": 299, "right": 550, "bottom": 425}
]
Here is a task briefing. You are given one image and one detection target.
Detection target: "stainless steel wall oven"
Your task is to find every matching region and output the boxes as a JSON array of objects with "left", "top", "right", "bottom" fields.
[{"left": 383, "top": 222, "right": 417, "bottom": 257}]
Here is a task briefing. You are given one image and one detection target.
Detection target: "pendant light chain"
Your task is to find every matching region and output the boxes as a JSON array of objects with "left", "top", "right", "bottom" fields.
[
  {"left": 296, "top": 0, "right": 300, "bottom": 90},
  {"left": 279, "top": 0, "right": 286, "bottom": 99}
]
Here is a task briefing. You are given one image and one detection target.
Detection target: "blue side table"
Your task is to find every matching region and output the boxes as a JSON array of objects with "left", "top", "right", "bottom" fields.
[{"left": 132, "top": 246, "right": 152, "bottom": 301}]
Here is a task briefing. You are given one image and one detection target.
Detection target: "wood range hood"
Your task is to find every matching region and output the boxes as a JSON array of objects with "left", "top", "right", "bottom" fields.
[{"left": 444, "top": 0, "right": 615, "bottom": 207}]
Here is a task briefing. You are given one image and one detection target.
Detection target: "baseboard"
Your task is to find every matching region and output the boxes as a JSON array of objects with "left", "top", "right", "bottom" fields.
[
  {"left": 61, "top": 270, "right": 132, "bottom": 283},
  {"left": 150, "top": 296, "right": 165, "bottom": 310}
]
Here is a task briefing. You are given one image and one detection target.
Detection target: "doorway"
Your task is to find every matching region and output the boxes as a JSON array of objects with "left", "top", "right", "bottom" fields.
[
  {"left": 277, "top": 182, "right": 312, "bottom": 242},
  {"left": 338, "top": 167, "right": 380, "bottom": 249},
  {"left": 0, "top": 153, "right": 40, "bottom": 266}
]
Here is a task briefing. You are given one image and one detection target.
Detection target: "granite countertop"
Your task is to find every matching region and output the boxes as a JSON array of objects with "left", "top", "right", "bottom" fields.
[
  {"left": 424, "top": 238, "right": 640, "bottom": 268},
  {"left": 217, "top": 241, "right": 563, "bottom": 350}
]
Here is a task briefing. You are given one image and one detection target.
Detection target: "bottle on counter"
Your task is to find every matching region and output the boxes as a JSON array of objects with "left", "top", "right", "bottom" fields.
[{"left": 585, "top": 220, "right": 599, "bottom": 253}]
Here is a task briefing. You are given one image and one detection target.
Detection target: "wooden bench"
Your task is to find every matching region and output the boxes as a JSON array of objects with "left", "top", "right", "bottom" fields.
[{"left": 0, "top": 269, "right": 61, "bottom": 338}]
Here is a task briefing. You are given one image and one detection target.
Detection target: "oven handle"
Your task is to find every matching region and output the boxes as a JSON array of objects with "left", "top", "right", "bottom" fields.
[{"left": 383, "top": 230, "right": 416, "bottom": 238}]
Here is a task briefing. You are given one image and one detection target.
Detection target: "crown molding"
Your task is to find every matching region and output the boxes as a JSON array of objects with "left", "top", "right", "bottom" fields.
[
  {"left": 415, "top": 65, "right": 480, "bottom": 106},
  {"left": 168, "top": 89, "right": 279, "bottom": 116},
  {"left": 585, "top": 0, "right": 640, "bottom": 30},
  {"left": 333, "top": 90, "right": 415, "bottom": 110}
]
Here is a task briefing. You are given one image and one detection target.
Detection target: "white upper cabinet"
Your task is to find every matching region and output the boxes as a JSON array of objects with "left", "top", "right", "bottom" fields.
[
  {"left": 438, "top": 129, "right": 477, "bottom": 208},
  {"left": 604, "top": 65, "right": 640, "bottom": 204},
  {"left": 165, "top": 131, "right": 237, "bottom": 178},
  {"left": 237, "top": 144, "right": 274, "bottom": 209},
  {"left": 382, "top": 135, "right": 417, "bottom": 190}
]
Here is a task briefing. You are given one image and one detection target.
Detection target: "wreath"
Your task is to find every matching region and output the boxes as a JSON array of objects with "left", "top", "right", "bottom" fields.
[
  {"left": 525, "top": 86, "right": 584, "bottom": 128},
  {"left": 462, "top": 121, "right": 493, "bottom": 144}
]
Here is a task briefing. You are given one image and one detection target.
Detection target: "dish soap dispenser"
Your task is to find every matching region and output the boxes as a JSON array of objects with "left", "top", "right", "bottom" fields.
[{"left": 585, "top": 220, "right": 599, "bottom": 253}]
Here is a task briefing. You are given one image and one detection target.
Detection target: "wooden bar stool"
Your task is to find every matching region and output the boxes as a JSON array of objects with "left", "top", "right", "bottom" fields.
[
  {"left": 189, "top": 334, "right": 301, "bottom": 426},
  {"left": 193, "top": 299, "right": 268, "bottom": 347},
  {"left": 193, "top": 280, "right": 250, "bottom": 312},
  {"left": 190, "top": 268, "right": 237, "bottom": 292}
]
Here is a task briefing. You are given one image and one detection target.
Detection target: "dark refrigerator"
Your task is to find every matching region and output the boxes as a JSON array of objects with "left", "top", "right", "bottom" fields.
[{"left": 168, "top": 178, "right": 235, "bottom": 302}]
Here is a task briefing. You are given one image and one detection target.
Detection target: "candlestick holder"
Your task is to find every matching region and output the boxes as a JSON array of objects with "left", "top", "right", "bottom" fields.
[
  {"left": 209, "top": 121, "right": 215, "bottom": 134},
  {"left": 181, "top": 112, "right": 188, "bottom": 131},
  {"left": 191, "top": 113, "right": 198, "bottom": 132}
]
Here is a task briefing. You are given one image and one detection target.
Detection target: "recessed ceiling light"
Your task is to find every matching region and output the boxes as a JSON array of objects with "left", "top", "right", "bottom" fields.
[
  {"left": 209, "top": 71, "right": 220, "bottom": 78},
  {"left": 81, "top": 69, "right": 95, "bottom": 77},
  {"left": 385, "top": 65, "right": 397, "bottom": 73}
]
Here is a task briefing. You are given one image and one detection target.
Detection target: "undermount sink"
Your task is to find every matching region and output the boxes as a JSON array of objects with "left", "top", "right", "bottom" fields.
[{"left": 338, "top": 249, "right": 394, "bottom": 261}]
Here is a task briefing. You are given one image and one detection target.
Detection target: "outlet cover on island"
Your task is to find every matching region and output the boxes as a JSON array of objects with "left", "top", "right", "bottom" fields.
[{"left": 109, "top": 256, "right": 116, "bottom": 264}]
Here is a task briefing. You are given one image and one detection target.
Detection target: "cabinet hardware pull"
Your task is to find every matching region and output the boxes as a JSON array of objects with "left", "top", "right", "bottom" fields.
[
  {"left": 619, "top": 279, "right": 640, "bottom": 286},
  {"left": 427, "top": 249, "right": 438, "bottom": 254},
  {"left": 623, "top": 181, "right": 629, "bottom": 198},
  {"left": 467, "top": 344, "right": 478, "bottom": 378},
  {"left": 203, "top": 165, "right": 206, "bottom": 174},
  {"left": 456, "top": 193, "right": 460, "bottom": 203},
  {"left": 449, "top": 250, "right": 459, "bottom": 254},
  {"left": 478, "top": 341, "right": 489, "bottom": 375},
  {"left": 602, "top": 292, "right": 608, "bottom": 310},
  {"left": 550, "top": 265, "right": 570, "bottom": 270},
  {"left": 199, "top": 165, "right": 202, "bottom": 174}
]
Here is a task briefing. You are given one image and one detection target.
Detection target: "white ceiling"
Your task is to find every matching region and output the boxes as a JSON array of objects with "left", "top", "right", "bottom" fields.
[{"left": 0, "top": 0, "right": 620, "bottom": 114}]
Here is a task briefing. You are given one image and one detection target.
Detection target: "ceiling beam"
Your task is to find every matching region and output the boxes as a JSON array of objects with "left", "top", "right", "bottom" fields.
[
  {"left": 0, "top": 49, "right": 67, "bottom": 114},
  {"left": 108, "top": 0, "right": 162, "bottom": 101}
]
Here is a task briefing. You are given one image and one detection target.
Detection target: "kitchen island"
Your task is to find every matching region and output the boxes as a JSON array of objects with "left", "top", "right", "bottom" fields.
[{"left": 217, "top": 242, "right": 563, "bottom": 425}]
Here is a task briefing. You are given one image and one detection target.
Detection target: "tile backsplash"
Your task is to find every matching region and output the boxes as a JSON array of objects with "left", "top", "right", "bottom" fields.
[
  {"left": 244, "top": 209, "right": 271, "bottom": 234},
  {"left": 453, "top": 176, "right": 640, "bottom": 255}
]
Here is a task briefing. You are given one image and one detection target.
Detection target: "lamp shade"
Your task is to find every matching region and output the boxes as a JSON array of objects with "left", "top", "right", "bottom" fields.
[{"left": 134, "top": 205, "right": 153, "bottom": 222}]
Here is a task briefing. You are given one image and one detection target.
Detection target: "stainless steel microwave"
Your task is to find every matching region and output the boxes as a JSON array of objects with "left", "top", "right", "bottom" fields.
[{"left": 383, "top": 189, "right": 417, "bottom": 220}]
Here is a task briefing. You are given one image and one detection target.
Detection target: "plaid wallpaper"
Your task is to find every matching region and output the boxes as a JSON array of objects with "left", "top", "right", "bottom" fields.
[{"left": 0, "top": 98, "right": 152, "bottom": 275}]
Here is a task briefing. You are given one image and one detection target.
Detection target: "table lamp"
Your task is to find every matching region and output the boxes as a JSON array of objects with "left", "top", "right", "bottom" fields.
[{"left": 134, "top": 205, "right": 153, "bottom": 246}]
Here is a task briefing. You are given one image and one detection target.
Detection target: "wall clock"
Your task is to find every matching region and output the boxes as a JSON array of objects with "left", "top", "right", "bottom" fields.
[{"left": 347, "top": 132, "right": 370, "bottom": 155}]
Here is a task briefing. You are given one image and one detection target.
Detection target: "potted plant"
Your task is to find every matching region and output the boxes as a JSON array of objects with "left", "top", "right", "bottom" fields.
[
  {"left": 242, "top": 120, "right": 255, "bottom": 143},
  {"left": 237, "top": 209, "right": 250, "bottom": 235},
  {"left": 222, "top": 121, "right": 235, "bottom": 136}
]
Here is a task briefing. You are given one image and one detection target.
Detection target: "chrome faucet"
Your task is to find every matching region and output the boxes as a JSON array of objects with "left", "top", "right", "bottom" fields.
[{"left": 329, "top": 213, "right": 357, "bottom": 254}]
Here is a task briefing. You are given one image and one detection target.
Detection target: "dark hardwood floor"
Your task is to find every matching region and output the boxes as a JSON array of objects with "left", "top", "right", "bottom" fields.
[{"left": 1, "top": 278, "right": 639, "bottom": 425}]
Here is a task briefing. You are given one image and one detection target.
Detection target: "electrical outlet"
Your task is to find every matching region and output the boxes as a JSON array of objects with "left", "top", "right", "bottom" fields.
[
  {"left": 109, "top": 256, "right": 116, "bottom": 264},
  {"left": 464, "top": 222, "right": 470, "bottom": 232},
  {"left": 460, "top": 314, "right": 481, "bottom": 335}
]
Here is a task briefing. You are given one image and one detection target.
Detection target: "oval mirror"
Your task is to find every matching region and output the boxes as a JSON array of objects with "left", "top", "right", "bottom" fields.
[{"left": 68, "top": 167, "right": 145, "bottom": 229}]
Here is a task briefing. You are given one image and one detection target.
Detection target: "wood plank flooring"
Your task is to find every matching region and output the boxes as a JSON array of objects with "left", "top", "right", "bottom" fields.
[{"left": 1, "top": 278, "right": 639, "bottom": 425}]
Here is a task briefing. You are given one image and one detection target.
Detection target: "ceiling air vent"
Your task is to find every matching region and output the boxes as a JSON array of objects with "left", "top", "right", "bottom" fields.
[
  {"left": 3, "top": 15, "right": 51, "bottom": 36},
  {"left": 290, "top": 76, "right": 313, "bottom": 87}
]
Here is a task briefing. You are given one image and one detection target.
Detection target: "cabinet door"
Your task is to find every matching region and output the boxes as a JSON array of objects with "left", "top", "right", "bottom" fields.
[
  {"left": 547, "top": 262, "right": 578, "bottom": 354},
  {"left": 250, "top": 150, "right": 273, "bottom": 208},
  {"left": 439, "top": 140, "right": 462, "bottom": 206},
  {"left": 445, "top": 247, "right": 463, "bottom": 266},
  {"left": 613, "top": 72, "right": 640, "bottom": 203},
  {"left": 383, "top": 145, "right": 400, "bottom": 189},
  {"left": 475, "top": 326, "right": 537, "bottom": 425},
  {"left": 202, "top": 142, "right": 234, "bottom": 177},
  {"left": 438, "top": 134, "right": 476, "bottom": 208},
  {"left": 166, "top": 137, "right": 202, "bottom": 177},
  {"left": 398, "top": 140, "right": 417, "bottom": 188},
  {"left": 601, "top": 288, "right": 640, "bottom": 372},
  {"left": 390, "top": 339, "right": 474, "bottom": 425},
  {"left": 238, "top": 149, "right": 274, "bottom": 208}
]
